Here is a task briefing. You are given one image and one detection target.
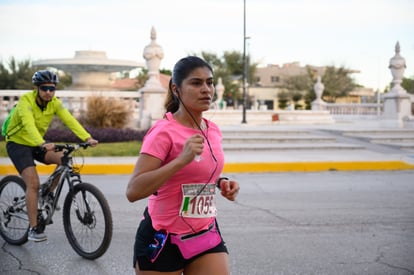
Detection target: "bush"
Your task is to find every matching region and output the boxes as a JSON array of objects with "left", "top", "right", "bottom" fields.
[
  {"left": 278, "top": 92, "right": 289, "bottom": 109},
  {"left": 44, "top": 127, "right": 147, "bottom": 143},
  {"left": 0, "top": 117, "right": 147, "bottom": 143},
  {"left": 82, "top": 96, "right": 131, "bottom": 129},
  {"left": 43, "top": 95, "right": 147, "bottom": 142}
]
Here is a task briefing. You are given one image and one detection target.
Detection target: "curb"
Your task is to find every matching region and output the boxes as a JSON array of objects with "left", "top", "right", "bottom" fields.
[{"left": 1, "top": 161, "right": 414, "bottom": 175}]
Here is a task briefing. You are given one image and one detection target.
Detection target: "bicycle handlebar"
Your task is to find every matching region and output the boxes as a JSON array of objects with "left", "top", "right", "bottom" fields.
[{"left": 54, "top": 142, "right": 91, "bottom": 153}]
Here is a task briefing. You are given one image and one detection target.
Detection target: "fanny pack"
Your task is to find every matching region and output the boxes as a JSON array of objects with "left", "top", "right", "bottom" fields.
[{"left": 170, "top": 222, "right": 222, "bottom": 259}]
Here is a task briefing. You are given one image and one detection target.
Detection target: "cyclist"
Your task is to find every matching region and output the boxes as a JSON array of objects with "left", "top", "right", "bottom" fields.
[{"left": 3, "top": 70, "right": 98, "bottom": 242}]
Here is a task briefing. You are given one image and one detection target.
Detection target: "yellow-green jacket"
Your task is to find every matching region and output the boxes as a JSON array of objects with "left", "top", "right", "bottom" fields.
[{"left": 5, "top": 90, "right": 91, "bottom": 147}]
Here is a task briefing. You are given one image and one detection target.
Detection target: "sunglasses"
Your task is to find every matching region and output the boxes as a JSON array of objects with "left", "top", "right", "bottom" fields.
[{"left": 39, "top": 86, "right": 56, "bottom": 92}]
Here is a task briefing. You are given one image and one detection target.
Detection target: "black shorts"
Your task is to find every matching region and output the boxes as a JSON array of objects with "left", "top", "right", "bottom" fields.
[
  {"left": 6, "top": 142, "right": 47, "bottom": 174},
  {"left": 133, "top": 208, "right": 228, "bottom": 272}
]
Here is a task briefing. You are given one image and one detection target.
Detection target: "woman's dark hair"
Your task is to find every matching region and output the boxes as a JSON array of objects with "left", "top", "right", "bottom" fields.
[{"left": 164, "top": 56, "right": 213, "bottom": 113}]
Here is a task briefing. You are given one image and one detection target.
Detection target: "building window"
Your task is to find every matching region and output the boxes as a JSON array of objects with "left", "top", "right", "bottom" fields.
[{"left": 271, "top": 76, "right": 280, "bottom": 83}]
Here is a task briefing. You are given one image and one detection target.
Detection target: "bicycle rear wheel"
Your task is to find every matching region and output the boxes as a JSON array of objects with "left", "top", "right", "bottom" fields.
[
  {"left": 63, "top": 182, "right": 113, "bottom": 260},
  {"left": 0, "top": 175, "right": 29, "bottom": 245}
]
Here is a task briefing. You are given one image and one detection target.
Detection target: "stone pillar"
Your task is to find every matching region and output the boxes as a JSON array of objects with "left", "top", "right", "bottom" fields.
[
  {"left": 382, "top": 42, "right": 412, "bottom": 127},
  {"left": 311, "top": 76, "right": 327, "bottom": 110},
  {"left": 138, "top": 27, "right": 167, "bottom": 129}
]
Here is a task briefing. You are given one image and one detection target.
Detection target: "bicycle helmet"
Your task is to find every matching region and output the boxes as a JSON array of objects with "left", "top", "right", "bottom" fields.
[{"left": 32, "top": 70, "right": 59, "bottom": 86}]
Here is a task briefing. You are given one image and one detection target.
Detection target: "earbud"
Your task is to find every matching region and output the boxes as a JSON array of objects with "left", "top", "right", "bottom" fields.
[
  {"left": 173, "top": 94, "right": 179, "bottom": 105},
  {"left": 173, "top": 90, "right": 179, "bottom": 99},
  {"left": 173, "top": 89, "right": 181, "bottom": 102}
]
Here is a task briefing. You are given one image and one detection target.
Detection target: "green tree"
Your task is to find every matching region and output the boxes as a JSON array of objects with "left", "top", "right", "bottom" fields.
[
  {"left": 200, "top": 51, "right": 238, "bottom": 105},
  {"left": 0, "top": 57, "right": 38, "bottom": 89},
  {"left": 282, "top": 65, "right": 357, "bottom": 105},
  {"left": 303, "top": 89, "right": 319, "bottom": 109},
  {"left": 0, "top": 62, "right": 11, "bottom": 88},
  {"left": 199, "top": 51, "right": 257, "bottom": 107},
  {"left": 134, "top": 68, "right": 149, "bottom": 90},
  {"left": 321, "top": 66, "right": 356, "bottom": 103},
  {"left": 282, "top": 66, "right": 316, "bottom": 109},
  {"left": 277, "top": 91, "right": 289, "bottom": 109},
  {"left": 292, "top": 92, "right": 303, "bottom": 110},
  {"left": 402, "top": 76, "right": 414, "bottom": 94},
  {"left": 283, "top": 74, "right": 312, "bottom": 92},
  {"left": 56, "top": 72, "right": 72, "bottom": 90},
  {"left": 160, "top": 68, "right": 172, "bottom": 75},
  {"left": 0, "top": 56, "right": 73, "bottom": 90}
]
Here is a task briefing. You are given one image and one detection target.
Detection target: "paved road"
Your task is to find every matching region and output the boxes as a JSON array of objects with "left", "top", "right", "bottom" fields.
[{"left": 1, "top": 171, "right": 414, "bottom": 275}]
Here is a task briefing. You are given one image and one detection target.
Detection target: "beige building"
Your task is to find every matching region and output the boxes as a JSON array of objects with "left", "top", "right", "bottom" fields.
[
  {"left": 249, "top": 62, "right": 321, "bottom": 110},
  {"left": 249, "top": 62, "right": 370, "bottom": 110},
  {"left": 254, "top": 62, "right": 321, "bottom": 87}
]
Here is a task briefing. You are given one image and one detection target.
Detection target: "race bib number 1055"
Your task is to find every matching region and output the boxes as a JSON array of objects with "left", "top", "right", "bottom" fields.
[{"left": 180, "top": 183, "right": 217, "bottom": 218}]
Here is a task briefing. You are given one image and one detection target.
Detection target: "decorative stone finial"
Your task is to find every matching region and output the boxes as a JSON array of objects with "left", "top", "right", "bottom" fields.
[
  {"left": 388, "top": 41, "right": 407, "bottom": 95},
  {"left": 215, "top": 77, "right": 226, "bottom": 110},
  {"left": 313, "top": 76, "right": 324, "bottom": 102},
  {"left": 142, "top": 26, "right": 164, "bottom": 89},
  {"left": 150, "top": 26, "right": 156, "bottom": 40},
  {"left": 138, "top": 27, "right": 167, "bottom": 129},
  {"left": 311, "top": 76, "right": 326, "bottom": 111}
]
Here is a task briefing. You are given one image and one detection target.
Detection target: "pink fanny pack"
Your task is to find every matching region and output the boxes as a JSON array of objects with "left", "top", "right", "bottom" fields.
[{"left": 170, "top": 222, "right": 221, "bottom": 259}]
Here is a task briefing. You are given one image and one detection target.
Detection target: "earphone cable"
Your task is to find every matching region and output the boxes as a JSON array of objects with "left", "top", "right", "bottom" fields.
[{"left": 178, "top": 96, "right": 218, "bottom": 232}]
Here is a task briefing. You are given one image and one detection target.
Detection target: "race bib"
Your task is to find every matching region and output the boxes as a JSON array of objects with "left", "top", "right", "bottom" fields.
[{"left": 180, "top": 183, "right": 217, "bottom": 218}]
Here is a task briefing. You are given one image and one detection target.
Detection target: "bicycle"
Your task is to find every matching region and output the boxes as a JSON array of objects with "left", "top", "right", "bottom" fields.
[{"left": 0, "top": 142, "right": 113, "bottom": 260}]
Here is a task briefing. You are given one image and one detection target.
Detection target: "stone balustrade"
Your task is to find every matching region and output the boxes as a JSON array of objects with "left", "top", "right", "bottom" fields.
[
  {"left": 0, "top": 89, "right": 398, "bottom": 128},
  {"left": 325, "top": 103, "right": 383, "bottom": 116}
]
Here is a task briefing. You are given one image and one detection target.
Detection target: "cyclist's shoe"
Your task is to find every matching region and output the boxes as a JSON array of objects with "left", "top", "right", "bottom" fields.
[{"left": 28, "top": 227, "right": 47, "bottom": 242}]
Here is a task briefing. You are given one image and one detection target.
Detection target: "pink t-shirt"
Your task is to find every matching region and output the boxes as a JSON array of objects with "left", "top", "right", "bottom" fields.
[{"left": 141, "top": 112, "right": 224, "bottom": 234}]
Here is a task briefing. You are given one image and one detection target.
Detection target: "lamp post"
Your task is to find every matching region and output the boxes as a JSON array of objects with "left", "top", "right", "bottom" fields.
[{"left": 241, "top": 0, "right": 247, "bottom": 124}]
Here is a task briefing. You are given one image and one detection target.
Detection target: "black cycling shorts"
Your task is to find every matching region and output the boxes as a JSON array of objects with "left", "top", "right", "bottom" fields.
[
  {"left": 6, "top": 142, "right": 47, "bottom": 174},
  {"left": 133, "top": 207, "right": 228, "bottom": 272}
]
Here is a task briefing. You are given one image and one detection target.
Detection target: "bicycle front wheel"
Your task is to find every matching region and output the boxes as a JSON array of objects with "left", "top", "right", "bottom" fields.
[
  {"left": 0, "top": 175, "right": 29, "bottom": 245},
  {"left": 63, "top": 182, "right": 113, "bottom": 260}
]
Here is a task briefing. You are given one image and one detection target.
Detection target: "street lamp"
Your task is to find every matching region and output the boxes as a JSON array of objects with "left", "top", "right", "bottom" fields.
[{"left": 241, "top": 0, "right": 247, "bottom": 124}]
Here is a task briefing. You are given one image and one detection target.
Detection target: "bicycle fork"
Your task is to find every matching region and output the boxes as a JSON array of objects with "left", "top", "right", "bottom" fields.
[
  {"left": 71, "top": 190, "right": 96, "bottom": 229},
  {"left": 68, "top": 175, "right": 97, "bottom": 229}
]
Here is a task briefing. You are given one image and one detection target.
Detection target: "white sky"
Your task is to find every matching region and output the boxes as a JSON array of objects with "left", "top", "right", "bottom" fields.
[{"left": 0, "top": 0, "right": 413, "bottom": 91}]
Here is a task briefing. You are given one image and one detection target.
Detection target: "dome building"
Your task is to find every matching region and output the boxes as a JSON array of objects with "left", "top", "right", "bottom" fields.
[{"left": 33, "top": 50, "right": 143, "bottom": 90}]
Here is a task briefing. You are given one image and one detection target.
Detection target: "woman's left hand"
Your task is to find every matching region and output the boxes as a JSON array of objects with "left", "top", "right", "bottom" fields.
[{"left": 218, "top": 179, "right": 240, "bottom": 201}]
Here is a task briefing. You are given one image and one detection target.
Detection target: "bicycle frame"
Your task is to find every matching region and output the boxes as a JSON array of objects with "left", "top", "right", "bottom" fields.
[{"left": 38, "top": 143, "right": 86, "bottom": 230}]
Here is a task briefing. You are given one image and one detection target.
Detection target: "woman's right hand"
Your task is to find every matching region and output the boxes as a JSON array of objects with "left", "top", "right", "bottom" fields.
[{"left": 179, "top": 134, "right": 204, "bottom": 164}]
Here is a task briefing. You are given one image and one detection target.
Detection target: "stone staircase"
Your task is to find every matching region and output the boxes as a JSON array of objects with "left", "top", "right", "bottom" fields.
[
  {"left": 341, "top": 129, "right": 414, "bottom": 151},
  {"left": 221, "top": 128, "right": 365, "bottom": 152}
]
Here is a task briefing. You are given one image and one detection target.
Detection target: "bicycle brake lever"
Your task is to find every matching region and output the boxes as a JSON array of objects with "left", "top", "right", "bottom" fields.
[{"left": 79, "top": 142, "right": 90, "bottom": 149}]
